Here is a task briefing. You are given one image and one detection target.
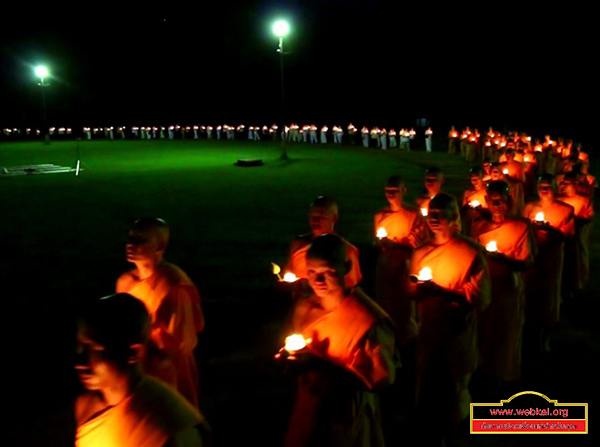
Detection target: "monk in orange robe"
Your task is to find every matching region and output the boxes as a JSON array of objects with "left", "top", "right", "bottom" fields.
[
  {"left": 461, "top": 167, "right": 490, "bottom": 236},
  {"left": 287, "top": 196, "right": 362, "bottom": 292},
  {"left": 501, "top": 149, "right": 525, "bottom": 183},
  {"left": 283, "top": 234, "right": 397, "bottom": 447},
  {"left": 374, "top": 175, "right": 429, "bottom": 346},
  {"left": 116, "top": 217, "right": 205, "bottom": 408},
  {"left": 487, "top": 163, "right": 524, "bottom": 215},
  {"left": 75, "top": 294, "right": 207, "bottom": 447},
  {"left": 522, "top": 175, "right": 575, "bottom": 352},
  {"left": 409, "top": 194, "right": 491, "bottom": 442},
  {"left": 416, "top": 167, "right": 446, "bottom": 212},
  {"left": 577, "top": 162, "right": 598, "bottom": 197},
  {"left": 471, "top": 181, "right": 534, "bottom": 383},
  {"left": 448, "top": 126, "right": 459, "bottom": 154},
  {"left": 558, "top": 173, "right": 594, "bottom": 295}
]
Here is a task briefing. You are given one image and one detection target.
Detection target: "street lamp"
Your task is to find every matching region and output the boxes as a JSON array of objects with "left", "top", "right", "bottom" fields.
[
  {"left": 35, "top": 65, "right": 50, "bottom": 144},
  {"left": 272, "top": 19, "right": 290, "bottom": 160}
]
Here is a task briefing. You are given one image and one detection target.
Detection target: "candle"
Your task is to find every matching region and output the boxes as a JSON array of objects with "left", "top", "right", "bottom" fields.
[
  {"left": 485, "top": 241, "right": 498, "bottom": 252},
  {"left": 376, "top": 227, "right": 388, "bottom": 239},
  {"left": 534, "top": 212, "right": 545, "bottom": 223},
  {"left": 283, "top": 272, "right": 299, "bottom": 283},
  {"left": 285, "top": 334, "right": 311, "bottom": 353},
  {"left": 421, "top": 207, "right": 428, "bottom": 217},
  {"left": 503, "top": 168, "right": 509, "bottom": 175},
  {"left": 417, "top": 267, "right": 433, "bottom": 282},
  {"left": 469, "top": 200, "right": 481, "bottom": 208}
]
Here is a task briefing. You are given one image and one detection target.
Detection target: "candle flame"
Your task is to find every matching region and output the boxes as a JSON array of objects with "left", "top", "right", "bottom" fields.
[
  {"left": 283, "top": 272, "right": 299, "bottom": 283},
  {"left": 485, "top": 241, "right": 498, "bottom": 252},
  {"left": 503, "top": 169, "right": 509, "bottom": 175},
  {"left": 469, "top": 200, "right": 481, "bottom": 208},
  {"left": 285, "top": 334, "right": 311, "bottom": 352},
  {"left": 271, "top": 262, "right": 281, "bottom": 275},
  {"left": 421, "top": 207, "right": 428, "bottom": 217},
  {"left": 376, "top": 227, "right": 388, "bottom": 239},
  {"left": 535, "top": 212, "right": 545, "bottom": 222},
  {"left": 417, "top": 267, "right": 433, "bottom": 281}
]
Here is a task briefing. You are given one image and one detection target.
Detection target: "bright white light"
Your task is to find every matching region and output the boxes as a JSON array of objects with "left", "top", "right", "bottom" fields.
[
  {"left": 35, "top": 66, "right": 48, "bottom": 78},
  {"left": 377, "top": 227, "right": 388, "bottom": 239},
  {"left": 285, "top": 334, "right": 309, "bottom": 352},
  {"left": 417, "top": 267, "right": 433, "bottom": 281},
  {"left": 273, "top": 19, "right": 290, "bottom": 38},
  {"left": 485, "top": 241, "right": 498, "bottom": 252},
  {"left": 283, "top": 272, "right": 299, "bottom": 283}
]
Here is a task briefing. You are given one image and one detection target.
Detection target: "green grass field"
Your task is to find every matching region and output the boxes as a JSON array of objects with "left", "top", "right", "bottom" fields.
[{"left": 2, "top": 139, "right": 598, "bottom": 446}]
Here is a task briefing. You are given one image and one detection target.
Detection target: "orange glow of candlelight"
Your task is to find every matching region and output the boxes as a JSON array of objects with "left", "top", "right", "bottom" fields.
[
  {"left": 417, "top": 267, "right": 433, "bottom": 281},
  {"left": 469, "top": 200, "right": 481, "bottom": 208},
  {"left": 485, "top": 241, "right": 498, "bottom": 252},
  {"left": 377, "top": 227, "right": 388, "bottom": 239},
  {"left": 534, "top": 212, "right": 545, "bottom": 223},
  {"left": 421, "top": 207, "right": 428, "bottom": 217},
  {"left": 503, "top": 168, "right": 509, "bottom": 175}
]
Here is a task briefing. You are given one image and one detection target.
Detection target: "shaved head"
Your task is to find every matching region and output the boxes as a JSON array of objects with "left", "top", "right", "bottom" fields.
[
  {"left": 429, "top": 193, "right": 459, "bottom": 222},
  {"left": 307, "top": 234, "right": 347, "bottom": 268},
  {"left": 310, "top": 196, "right": 339, "bottom": 215},
  {"left": 386, "top": 175, "right": 405, "bottom": 189},
  {"left": 131, "top": 217, "right": 169, "bottom": 248},
  {"left": 425, "top": 167, "right": 443, "bottom": 178},
  {"left": 486, "top": 180, "right": 510, "bottom": 202},
  {"left": 126, "top": 217, "right": 170, "bottom": 263},
  {"left": 78, "top": 293, "right": 150, "bottom": 365}
]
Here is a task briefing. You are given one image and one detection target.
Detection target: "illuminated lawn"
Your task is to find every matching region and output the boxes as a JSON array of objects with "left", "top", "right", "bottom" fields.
[{"left": 2, "top": 140, "right": 598, "bottom": 446}]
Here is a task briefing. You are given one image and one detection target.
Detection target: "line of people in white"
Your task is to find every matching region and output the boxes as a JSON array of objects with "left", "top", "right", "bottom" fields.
[{"left": 2, "top": 123, "right": 434, "bottom": 151}]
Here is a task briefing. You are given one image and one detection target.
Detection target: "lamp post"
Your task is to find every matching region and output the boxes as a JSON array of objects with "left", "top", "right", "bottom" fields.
[
  {"left": 272, "top": 19, "right": 290, "bottom": 160},
  {"left": 35, "top": 66, "right": 50, "bottom": 145}
]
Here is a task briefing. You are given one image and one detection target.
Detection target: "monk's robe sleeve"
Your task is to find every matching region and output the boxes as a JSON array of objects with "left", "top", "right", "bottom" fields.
[
  {"left": 514, "top": 225, "right": 534, "bottom": 263},
  {"left": 410, "top": 215, "right": 430, "bottom": 248},
  {"left": 458, "top": 252, "right": 491, "bottom": 312},
  {"left": 347, "top": 323, "right": 396, "bottom": 390},
  {"left": 580, "top": 198, "right": 594, "bottom": 219},
  {"left": 560, "top": 208, "right": 576, "bottom": 237},
  {"left": 153, "top": 285, "right": 200, "bottom": 355}
]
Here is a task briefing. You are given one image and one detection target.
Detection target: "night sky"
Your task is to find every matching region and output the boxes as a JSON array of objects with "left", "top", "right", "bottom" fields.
[{"left": 0, "top": 2, "right": 596, "bottom": 142}]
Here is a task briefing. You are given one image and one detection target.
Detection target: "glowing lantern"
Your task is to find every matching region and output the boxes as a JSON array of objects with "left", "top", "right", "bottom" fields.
[
  {"left": 534, "top": 212, "right": 545, "bottom": 223},
  {"left": 524, "top": 154, "right": 532, "bottom": 163},
  {"left": 377, "top": 227, "right": 388, "bottom": 239},
  {"left": 417, "top": 267, "right": 433, "bottom": 282},
  {"left": 485, "top": 241, "right": 498, "bottom": 252},
  {"left": 285, "top": 334, "right": 310, "bottom": 353},
  {"left": 283, "top": 272, "right": 299, "bottom": 283},
  {"left": 421, "top": 207, "right": 428, "bottom": 217},
  {"left": 469, "top": 200, "right": 481, "bottom": 208}
]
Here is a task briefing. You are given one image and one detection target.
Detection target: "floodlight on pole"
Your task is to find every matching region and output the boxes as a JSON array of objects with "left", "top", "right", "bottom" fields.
[
  {"left": 272, "top": 19, "right": 290, "bottom": 160},
  {"left": 35, "top": 65, "right": 50, "bottom": 145}
]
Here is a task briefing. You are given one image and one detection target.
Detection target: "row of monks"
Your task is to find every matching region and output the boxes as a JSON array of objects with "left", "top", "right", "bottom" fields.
[
  {"left": 72, "top": 147, "right": 595, "bottom": 447},
  {"left": 279, "top": 157, "right": 594, "bottom": 445}
]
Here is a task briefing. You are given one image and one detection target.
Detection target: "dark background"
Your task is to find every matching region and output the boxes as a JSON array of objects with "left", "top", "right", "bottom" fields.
[{"left": 1, "top": 1, "right": 597, "bottom": 143}]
